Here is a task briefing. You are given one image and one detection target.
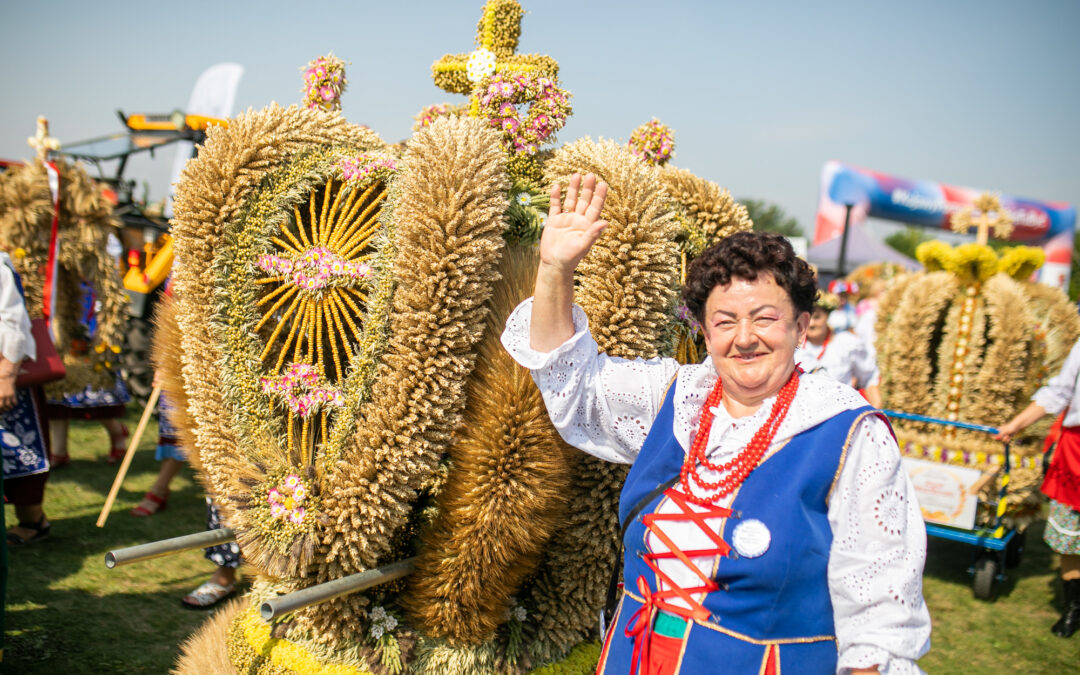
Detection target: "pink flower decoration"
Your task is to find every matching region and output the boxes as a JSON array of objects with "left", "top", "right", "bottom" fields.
[{"left": 477, "top": 73, "right": 571, "bottom": 155}]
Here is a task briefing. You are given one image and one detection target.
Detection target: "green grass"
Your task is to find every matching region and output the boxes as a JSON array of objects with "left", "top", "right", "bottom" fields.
[
  {"left": 3, "top": 412, "right": 240, "bottom": 674},
  {"left": 918, "top": 523, "right": 1077, "bottom": 673},
  {"left": 3, "top": 415, "right": 1078, "bottom": 673}
]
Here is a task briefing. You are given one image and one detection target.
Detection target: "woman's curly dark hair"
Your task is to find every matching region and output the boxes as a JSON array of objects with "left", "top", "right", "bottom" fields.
[{"left": 682, "top": 231, "right": 817, "bottom": 323}]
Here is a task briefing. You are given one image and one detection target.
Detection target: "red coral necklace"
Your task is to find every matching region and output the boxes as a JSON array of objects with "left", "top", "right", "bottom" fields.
[{"left": 679, "top": 369, "right": 800, "bottom": 506}]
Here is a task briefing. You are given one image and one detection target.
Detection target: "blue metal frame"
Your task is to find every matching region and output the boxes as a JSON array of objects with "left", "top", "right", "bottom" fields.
[
  {"left": 924, "top": 523, "right": 1015, "bottom": 551},
  {"left": 882, "top": 409, "right": 1016, "bottom": 591},
  {"left": 881, "top": 410, "right": 999, "bottom": 435}
]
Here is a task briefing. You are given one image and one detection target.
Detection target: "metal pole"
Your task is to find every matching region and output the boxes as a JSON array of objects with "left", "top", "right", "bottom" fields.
[
  {"left": 260, "top": 557, "right": 417, "bottom": 622},
  {"left": 836, "top": 203, "right": 854, "bottom": 277},
  {"left": 104, "top": 528, "right": 236, "bottom": 568}
]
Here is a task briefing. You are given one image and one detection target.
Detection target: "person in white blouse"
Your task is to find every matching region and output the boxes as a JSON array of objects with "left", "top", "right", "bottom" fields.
[
  {"left": 795, "top": 293, "right": 882, "bottom": 408},
  {"left": 0, "top": 250, "right": 52, "bottom": 546},
  {"left": 997, "top": 338, "right": 1080, "bottom": 638},
  {"left": 501, "top": 174, "right": 930, "bottom": 675}
]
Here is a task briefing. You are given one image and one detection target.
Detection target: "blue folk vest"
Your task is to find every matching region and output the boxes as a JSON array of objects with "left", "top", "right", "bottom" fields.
[{"left": 596, "top": 378, "right": 877, "bottom": 674}]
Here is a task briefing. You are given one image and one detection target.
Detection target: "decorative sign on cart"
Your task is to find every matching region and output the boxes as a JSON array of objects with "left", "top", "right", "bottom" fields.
[{"left": 901, "top": 457, "right": 987, "bottom": 529}]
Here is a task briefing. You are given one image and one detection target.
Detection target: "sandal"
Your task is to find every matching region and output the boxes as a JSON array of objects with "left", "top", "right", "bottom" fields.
[
  {"left": 106, "top": 424, "right": 130, "bottom": 464},
  {"left": 181, "top": 580, "right": 236, "bottom": 610},
  {"left": 49, "top": 452, "right": 72, "bottom": 469},
  {"left": 130, "top": 491, "right": 168, "bottom": 517},
  {"left": 6, "top": 516, "right": 51, "bottom": 546}
]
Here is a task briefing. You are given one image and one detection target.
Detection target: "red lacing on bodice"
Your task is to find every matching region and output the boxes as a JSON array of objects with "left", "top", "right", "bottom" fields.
[{"left": 623, "top": 488, "right": 733, "bottom": 675}]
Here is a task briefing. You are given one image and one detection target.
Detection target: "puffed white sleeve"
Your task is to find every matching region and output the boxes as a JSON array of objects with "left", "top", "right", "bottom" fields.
[
  {"left": 828, "top": 414, "right": 931, "bottom": 674},
  {"left": 500, "top": 297, "right": 680, "bottom": 464},
  {"left": 0, "top": 261, "right": 35, "bottom": 365},
  {"left": 1032, "top": 339, "right": 1080, "bottom": 416}
]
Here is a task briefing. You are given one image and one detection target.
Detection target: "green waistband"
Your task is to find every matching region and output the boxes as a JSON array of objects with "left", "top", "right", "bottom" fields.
[{"left": 653, "top": 610, "right": 688, "bottom": 638}]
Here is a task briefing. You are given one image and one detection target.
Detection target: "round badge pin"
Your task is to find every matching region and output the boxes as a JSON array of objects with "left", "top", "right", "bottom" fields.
[{"left": 731, "top": 519, "right": 771, "bottom": 559}]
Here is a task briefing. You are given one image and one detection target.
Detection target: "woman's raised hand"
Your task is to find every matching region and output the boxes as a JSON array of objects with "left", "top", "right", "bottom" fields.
[{"left": 540, "top": 173, "right": 608, "bottom": 274}]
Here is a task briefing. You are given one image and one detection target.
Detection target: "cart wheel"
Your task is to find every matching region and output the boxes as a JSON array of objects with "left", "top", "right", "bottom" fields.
[{"left": 973, "top": 555, "right": 998, "bottom": 600}]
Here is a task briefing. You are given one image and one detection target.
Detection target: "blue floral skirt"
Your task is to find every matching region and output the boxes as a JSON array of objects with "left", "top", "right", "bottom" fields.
[
  {"left": 1, "top": 387, "right": 48, "bottom": 480},
  {"left": 46, "top": 377, "right": 130, "bottom": 419}
]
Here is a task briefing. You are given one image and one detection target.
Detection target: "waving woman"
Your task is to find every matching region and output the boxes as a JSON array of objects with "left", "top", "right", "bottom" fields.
[{"left": 501, "top": 174, "right": 930, "bottom": 674}]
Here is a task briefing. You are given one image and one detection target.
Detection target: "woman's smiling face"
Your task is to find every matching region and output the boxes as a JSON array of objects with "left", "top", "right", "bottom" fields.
[{"left": 701, "top": 274, "right": 809, "bottom": 409}]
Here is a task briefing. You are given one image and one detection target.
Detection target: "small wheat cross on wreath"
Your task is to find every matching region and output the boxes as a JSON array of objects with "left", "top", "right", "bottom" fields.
[
  {"left": 27, "top": 116, "right": 60, "bottom": 162},
  {"left": 430, "top": 0, "right": 559, "bottom": 115},
  {"left": 950, "top": 193, "right": 1014, "bottom": 246}
]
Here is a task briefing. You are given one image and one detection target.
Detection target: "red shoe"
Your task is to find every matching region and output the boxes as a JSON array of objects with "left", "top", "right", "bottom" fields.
[
  {"left": 107, "top": 424, "right": 130, "bottom": 464},
  {"left": 49, "top": 453, "right": 72, "bottom": 469},
  {"left": 130, "top": 491, "right": 168, "bottom": 517}
]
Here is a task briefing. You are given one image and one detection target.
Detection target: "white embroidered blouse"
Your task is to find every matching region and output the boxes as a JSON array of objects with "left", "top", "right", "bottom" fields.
[
  {"left": 502, "top": 299, "right": 931, "bottom": 675},
  {"left": 0, "top": 252, "right": 35, "bottom": 366},
  {"left": 795, "top": 329, "right": 879, "bottom": 389},
  {"left": 1033, "top": 338, "right": 1080, "bottom": 428}
]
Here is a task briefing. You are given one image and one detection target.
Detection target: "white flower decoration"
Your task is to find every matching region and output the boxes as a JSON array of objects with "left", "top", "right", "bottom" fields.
[
  {"left": 466, "top": 48, "right": 497, "bottom": 83},
  {"left": 515, "top": 192, "right": 532, "bottom": 206},
  {"left": 511, "top": 605, "right": 527, "bottom": 622},
  {"left": 370, "top": 624, "right": 384, "bottom": 640}
]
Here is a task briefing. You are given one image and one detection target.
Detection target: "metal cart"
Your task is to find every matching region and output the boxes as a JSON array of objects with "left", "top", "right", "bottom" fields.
[{"left": 884, "top": 410, "right": 1026, "bottom": 600}]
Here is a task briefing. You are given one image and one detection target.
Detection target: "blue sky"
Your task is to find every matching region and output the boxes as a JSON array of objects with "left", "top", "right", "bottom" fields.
[{"left": 2, "top": 0, "right": 1077, "bottom": 237}]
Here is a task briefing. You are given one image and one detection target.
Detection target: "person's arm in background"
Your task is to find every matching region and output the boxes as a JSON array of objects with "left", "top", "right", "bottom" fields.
[
  {"left": 0, "top": 255, "right": 33, "bottom": 412},
  {"left": 996, "top": 338, "right": 1080, "bottom": 442}
]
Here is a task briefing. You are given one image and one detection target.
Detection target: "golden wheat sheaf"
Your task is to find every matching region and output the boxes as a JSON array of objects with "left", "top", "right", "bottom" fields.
[
  {"left": 170, "top": 103, "right": 385, "bottom": 539},
  {"left": 659, "top": 165, "right": 752, "bottom": 246},
  {"left": 404, "top": 246, "right": 579, "bottom": 645},
  {"left": 291, "top": 116, "right": 510, "bottom": 645}
]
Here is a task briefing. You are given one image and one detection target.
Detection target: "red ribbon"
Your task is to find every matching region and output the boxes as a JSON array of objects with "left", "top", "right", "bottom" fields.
[
  {"left": 624, "top": 575, "right": 657, "bottom": 675},
  {"left": 42, "top": 160, "right": 61, "bottom": 329},
  {"left": 622, "top": 489, "right": 736, "bottom": 675}
]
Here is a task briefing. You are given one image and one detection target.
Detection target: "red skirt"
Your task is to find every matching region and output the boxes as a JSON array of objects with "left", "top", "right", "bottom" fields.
[
  {"left": 633, "top": 634, "right": 779, "bottom": 675},
  {"left": 1042, "top": 426, "right": 1080, "bottom": 511}
]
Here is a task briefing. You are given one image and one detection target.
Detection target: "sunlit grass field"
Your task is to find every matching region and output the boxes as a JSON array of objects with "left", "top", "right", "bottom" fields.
[{"left": 3, "top": 414, "right": 1077, "bottom": 673}]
